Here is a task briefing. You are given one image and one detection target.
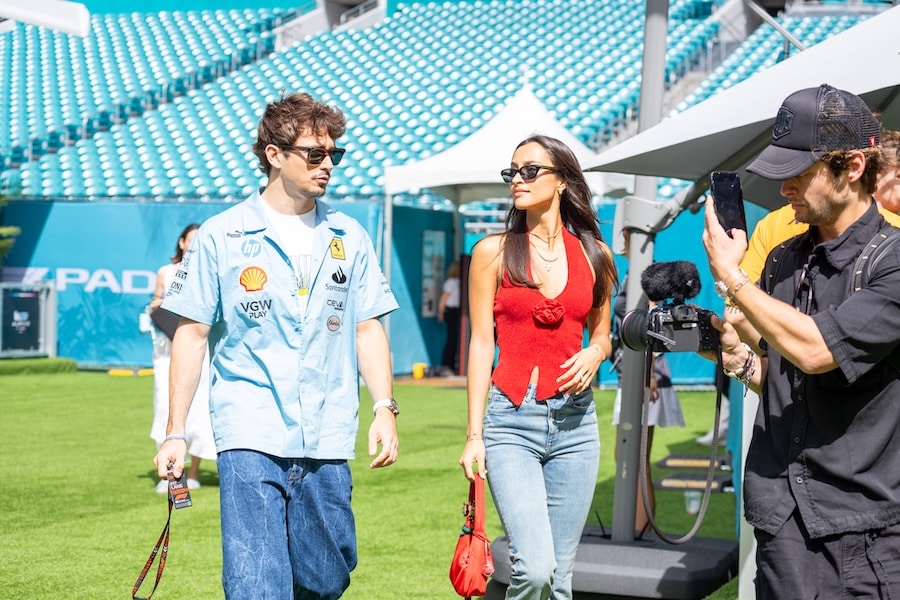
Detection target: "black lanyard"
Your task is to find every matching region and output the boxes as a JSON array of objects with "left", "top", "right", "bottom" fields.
[
  {"left": 131, "top": 498, "right": 173, "bottom": 600},
  {"left": 133, "top": 467, "right": 192, "bottom": 599}
]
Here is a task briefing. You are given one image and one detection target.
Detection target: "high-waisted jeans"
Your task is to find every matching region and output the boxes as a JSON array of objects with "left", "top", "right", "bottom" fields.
[
  {"left": 218, "top": 450, "right": 357, "bottom": 600},
  {"left": 484, "top": 384, "right": 600, "bottom": 600}
]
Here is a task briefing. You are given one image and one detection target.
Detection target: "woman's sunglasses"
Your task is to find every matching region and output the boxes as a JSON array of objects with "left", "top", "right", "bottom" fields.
[{"left": 500, "top": 164, "right": 556, "bottom": 183}]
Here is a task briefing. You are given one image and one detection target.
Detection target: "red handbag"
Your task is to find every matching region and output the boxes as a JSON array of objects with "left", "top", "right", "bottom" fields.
[{"left": 449, "top": 476, "right": 494, "bottom": 598}]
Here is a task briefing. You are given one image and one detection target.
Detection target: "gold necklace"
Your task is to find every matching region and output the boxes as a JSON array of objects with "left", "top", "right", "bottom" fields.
[
  {"left": 530, "top": 242, "right": 561, "bottom": 271},
  {"left": 530, "top": 226, "right": 563, "bottom": 246}
]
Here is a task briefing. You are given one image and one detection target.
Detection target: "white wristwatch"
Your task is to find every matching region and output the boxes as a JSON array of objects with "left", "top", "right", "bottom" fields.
[
  {"left": 372, "top": 398, "right": 400, "bottom": 416},
  {"left": 714, "top": 279, "right": 730, "bottom": 299},
  {"left": 714, "top": 268, "right": 747, "bottom": 299}
]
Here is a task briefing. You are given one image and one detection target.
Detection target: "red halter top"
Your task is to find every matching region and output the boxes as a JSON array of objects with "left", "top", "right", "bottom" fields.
[{"left": 491, "top": 228, "right": 595, "bottom": 403}]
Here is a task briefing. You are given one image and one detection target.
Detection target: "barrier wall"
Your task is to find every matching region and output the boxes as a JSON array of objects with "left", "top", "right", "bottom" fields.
[{"left": 1, "top": 198, "right": 454, "bottom": 372}]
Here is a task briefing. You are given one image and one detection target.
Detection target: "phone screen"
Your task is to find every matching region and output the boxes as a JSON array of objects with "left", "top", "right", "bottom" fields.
[{"left": 710, "top": 171, "right": 747, "bottom": 238}]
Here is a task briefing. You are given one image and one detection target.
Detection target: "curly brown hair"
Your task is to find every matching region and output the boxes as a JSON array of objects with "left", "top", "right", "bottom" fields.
[
  {"left": 252, "top": 93, "right": 346, "bottom": 176},
  {"left": 880, "top": 129, "right": 900, "bottom": 167},
  {"left": 821, "top": 146, "right": 884, "bottom": 194}
]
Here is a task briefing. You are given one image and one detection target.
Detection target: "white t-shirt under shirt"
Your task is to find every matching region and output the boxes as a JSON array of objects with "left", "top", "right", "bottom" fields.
[{"left": 261, "top": 201, "right": 316, "bottom": 312}]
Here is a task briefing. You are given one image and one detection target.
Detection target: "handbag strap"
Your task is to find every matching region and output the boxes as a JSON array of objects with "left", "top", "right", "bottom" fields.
[{"left": 471, "top": 476, "right": 487, "bottom": 536}]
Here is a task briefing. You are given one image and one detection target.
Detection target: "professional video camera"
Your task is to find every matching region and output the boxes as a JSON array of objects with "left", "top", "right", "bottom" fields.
[{"left": 620, "top": 261, "right": 717, "bottom": 353}]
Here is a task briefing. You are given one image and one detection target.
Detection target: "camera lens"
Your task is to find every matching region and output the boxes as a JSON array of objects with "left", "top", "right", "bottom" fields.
[{"left": 620, "top": 308, "right": 650, "bottom": 351}]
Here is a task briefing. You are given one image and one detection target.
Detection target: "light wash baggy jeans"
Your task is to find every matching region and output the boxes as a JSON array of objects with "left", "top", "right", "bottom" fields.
[
  {"left": 484, "top": 384, "right": 600, "bottom": 600},
  {"left": 218, "top": 450, "right": 357, "bottom": 600}
]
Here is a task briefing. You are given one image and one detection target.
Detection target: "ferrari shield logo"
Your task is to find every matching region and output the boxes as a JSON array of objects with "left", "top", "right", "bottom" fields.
[{"left": 330, "top": 237, "right": 345, "bottom": 260}]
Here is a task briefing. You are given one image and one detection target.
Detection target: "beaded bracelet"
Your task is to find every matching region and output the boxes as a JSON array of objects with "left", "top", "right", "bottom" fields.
[{"left": 164, "top": 434, "right": 187, "bottom": 443}]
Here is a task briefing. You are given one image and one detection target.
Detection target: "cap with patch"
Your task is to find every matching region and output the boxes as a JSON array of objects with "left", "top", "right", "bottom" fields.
[{"left": 747, "top": 84, "right": 880, "bottom": 180}]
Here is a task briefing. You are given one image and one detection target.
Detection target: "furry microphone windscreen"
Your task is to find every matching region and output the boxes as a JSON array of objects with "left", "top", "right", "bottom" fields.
[{"left": 640, "top": 261, "right": 702, "bottom": 302}]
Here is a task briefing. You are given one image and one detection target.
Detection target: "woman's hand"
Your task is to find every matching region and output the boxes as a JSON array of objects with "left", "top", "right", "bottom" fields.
[
  {"left": 557, "top": 344, "right": 604, "bottom": 394},
  {"left": 459, "top": 438, "right": 486, "bottom": 481}
]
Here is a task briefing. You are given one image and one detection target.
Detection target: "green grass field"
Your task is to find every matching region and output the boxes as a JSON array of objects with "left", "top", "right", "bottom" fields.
[{"left": 0, "top": 371, "right": 739, "bottom": 599}]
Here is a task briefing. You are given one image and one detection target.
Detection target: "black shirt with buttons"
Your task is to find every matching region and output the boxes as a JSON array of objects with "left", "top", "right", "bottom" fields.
[{"left": 747, "top": 202, "right": 900, "bottom": 539}]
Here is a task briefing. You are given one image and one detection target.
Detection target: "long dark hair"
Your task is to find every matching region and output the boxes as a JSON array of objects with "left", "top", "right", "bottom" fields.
[
  {"left": 171, "top": 223, "right": 200, "bottom": 264},
  {"left": 501, "top": 135, "right": 617, "bottom": 307}
]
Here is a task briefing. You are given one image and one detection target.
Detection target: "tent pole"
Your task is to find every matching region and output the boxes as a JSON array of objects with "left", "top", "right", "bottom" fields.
[{"left": 611, "top": 0, "right": 669, "bottom": 543}]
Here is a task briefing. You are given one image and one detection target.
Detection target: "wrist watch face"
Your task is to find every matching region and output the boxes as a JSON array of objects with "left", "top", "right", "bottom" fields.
[
  {"left": 714, "top": 280, "right": 729, "bottom": 299},
  {"left": 726, "top": 366, "right": 745, "bottom": 379}
]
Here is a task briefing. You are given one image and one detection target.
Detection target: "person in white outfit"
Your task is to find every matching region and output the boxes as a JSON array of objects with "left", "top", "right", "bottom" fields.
[{"left": 148, "top": 223, "right": 216, "bottom": 492}]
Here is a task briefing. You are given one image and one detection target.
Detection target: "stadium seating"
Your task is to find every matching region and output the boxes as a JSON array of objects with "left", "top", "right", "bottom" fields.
[
  {"left": 0, "top": 7, "right": 296, "bottom": 173},
  {"left": 0, "top": 0, "right": 883, "bottom": 202}
]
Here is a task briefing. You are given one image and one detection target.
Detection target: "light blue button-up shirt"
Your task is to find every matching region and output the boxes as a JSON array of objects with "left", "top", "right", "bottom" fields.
[{"left": 163, "top": 191, "right": 398, "bottom": 459}]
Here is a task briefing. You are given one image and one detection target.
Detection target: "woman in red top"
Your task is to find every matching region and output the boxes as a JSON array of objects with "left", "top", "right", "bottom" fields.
[{"left": 460, "top": 135, "right": 617, "bottom": 599}]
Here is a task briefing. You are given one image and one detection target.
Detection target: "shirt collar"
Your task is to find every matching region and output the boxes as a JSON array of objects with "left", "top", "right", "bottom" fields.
[
  {"left": 241, "top": 188, "right": 333, "bottom": 234},
  {"left": 805, "top": 201, "right": 885, "bottom": 270}
]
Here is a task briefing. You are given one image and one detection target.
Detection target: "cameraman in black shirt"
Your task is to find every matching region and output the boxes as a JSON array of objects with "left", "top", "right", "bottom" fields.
[{"left": 702, "top": 84, "right": 900, "bottom": 599}]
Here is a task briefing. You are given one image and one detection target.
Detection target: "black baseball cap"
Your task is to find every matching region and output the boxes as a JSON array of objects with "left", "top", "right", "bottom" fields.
[{"left": 747, "top": 84, "right": 880, "bottom": 180}]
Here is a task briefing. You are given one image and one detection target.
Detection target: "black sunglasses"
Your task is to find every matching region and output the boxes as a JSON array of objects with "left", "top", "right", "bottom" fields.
[
  {"left": 500, "top": 164, "right": 556, "bottom": 183},
  {"left": 280, "top": 145, "right": 346, "bottom": 166}
]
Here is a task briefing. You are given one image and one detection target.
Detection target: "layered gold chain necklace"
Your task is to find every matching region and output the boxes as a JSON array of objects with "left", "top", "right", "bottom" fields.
[
  {"left": 530, "top": 226, "right": 562, "bottom": 245},
  {"left": 529, "top": 226, "right": 564, "bottom": 272},
  {"left": 531, "top": 243, "right": 561, "bottom": 271}
]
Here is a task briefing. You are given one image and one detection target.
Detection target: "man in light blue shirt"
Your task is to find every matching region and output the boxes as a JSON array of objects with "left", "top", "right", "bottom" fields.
[{"left": 154, "top": 93, "right": 399, "bottom": 599}]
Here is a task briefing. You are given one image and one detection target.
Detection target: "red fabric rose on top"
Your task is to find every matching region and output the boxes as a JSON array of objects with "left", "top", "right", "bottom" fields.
[{"left": 532, "top": 298, "right": 565, "bottom": 327}]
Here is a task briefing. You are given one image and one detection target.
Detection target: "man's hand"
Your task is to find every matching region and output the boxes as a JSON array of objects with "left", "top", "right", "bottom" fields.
[
  {"left": 702, "top": 196, "right": 748, "bottom": 282},
  {"left": 700, "top": 312, "right": 755, "bottom": 377},
  {"left": 153, "top": 439, "right": 187, "bottom": 480},
  {"left": 368, "top": 411, "right": 398, "bottom": 468}
]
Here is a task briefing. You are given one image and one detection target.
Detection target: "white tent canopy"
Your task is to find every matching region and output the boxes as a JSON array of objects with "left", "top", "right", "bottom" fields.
[
  {"left": 383, "top": 84, "right": 633, "bottom": 204},
  {"left": 584, "top": 5, "right": 900, "bottom": 211},
  {"left": 1, "top": 0, "right": 90, "bottom": 36}
]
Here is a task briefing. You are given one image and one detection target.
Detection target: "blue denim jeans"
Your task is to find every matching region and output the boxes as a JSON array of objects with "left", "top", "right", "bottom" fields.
[
  {"left": 484, "top": 385, "right": 600, "bottom": 600},
  {"left": 218, "top": 450, "right": 357, "bottom": 600}
]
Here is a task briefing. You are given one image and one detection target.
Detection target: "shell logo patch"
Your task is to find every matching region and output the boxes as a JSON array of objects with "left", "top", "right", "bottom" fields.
[
  {"left": 239, "top": 266, "right": 268, "bottom": 292},
  {"left": 330, "top": 237, "right": 345, "bottom": 260}
]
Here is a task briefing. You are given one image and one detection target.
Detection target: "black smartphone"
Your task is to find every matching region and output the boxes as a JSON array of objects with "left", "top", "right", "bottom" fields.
[{"left": 710, "top": 171, "right": 747, "bottom": 238}]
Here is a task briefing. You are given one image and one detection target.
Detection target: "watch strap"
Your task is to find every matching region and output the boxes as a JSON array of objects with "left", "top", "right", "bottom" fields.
[{"left": 372, "top": 398, "right": 399, "bottom": 416}]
